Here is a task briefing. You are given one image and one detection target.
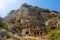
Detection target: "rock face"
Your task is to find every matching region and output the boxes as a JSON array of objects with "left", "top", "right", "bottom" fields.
[
  {"left": 4, "top": 3, "right": 58, "bottom": 34},
  {"left": 0, "top": 17, "right": 3, "bottom": 21},
  {"left": 0, "top": 29, "right": 7, "bottom": 37}
]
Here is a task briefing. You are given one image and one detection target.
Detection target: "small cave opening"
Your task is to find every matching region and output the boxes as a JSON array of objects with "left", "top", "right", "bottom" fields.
[
  {"left": 37, "top": 32, "right": 39, "bottom": 35},
  {"left": 17, "top": 20, "right": 21, "bottom": 23},
  {"left": 40, "top": 32, "right": 42, "bottom": 35},
  {"left": 50, "top": 27, "right": 56, "bottom": 30},
  {"left": 25, "top": 31, "right": 29, "bottom": 35},
  {"left": 34, "top": 32, "right": 36, "bottom": 35}
]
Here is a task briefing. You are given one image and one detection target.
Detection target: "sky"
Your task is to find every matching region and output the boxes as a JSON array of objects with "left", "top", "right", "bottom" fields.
[{"left": 0, "top": 0, "right": 60, "bottom": 18}]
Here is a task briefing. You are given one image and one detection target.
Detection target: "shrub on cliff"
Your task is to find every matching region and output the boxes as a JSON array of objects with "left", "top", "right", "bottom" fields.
[{"left": 0, "top": 21, "right": 8, "bottom": 30}]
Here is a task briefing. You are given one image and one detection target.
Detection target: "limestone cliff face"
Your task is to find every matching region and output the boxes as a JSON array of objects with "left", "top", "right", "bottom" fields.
[
  {"left": 4, "top": 3, "right": 58, "bottom": 33},
  {"left": 0, "top": 17, "right": 3, "bottom": 21}
]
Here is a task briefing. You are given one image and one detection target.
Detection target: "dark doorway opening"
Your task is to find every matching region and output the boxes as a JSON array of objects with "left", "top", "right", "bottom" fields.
[
  {"left": 37, "top": 32, "right": 39, "bottom": 35},
  {"left": 34, "top": 32, "right": 36, "bottom": 35},
  {"left": 40, "top": 32, "right": 42, "bottom": 35},
  {"left": 26, "top": 31, "right": 29, "bottom": 35}
]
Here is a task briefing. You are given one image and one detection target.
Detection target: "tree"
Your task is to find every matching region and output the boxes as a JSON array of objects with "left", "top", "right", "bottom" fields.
[
  {"left": 48, "top": 30, "right": 56, "bottom": 40},
  {"left": 57, "top": 14, "right": 60, "bottom": 19},
  {"left": 48, "top": 28, "right": 60, "bottom": 40},
  {"left": 51, "top": 10, "right": 59, "bottom": 13},
  {"left": 0, "top": 21, "right": 8, "bottom": 30}
]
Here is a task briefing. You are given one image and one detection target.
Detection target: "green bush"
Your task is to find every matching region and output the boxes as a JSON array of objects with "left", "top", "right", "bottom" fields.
[
  {"left": 57, "top": 14, "right": 60, "bottom": 19},
  {"left": 0, "top": 21, "right": 8, "bottom": 30},
  {"left": 48, "top": 28, "right": 60, "bottom": 40}
]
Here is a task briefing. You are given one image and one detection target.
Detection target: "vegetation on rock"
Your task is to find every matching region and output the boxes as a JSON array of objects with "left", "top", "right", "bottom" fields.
[
  {"left": 48, "top": 28, "right": 60, "bottom": 40},
  {"left": 0, "top": 21, "right": 8, "bottom": 30}
]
